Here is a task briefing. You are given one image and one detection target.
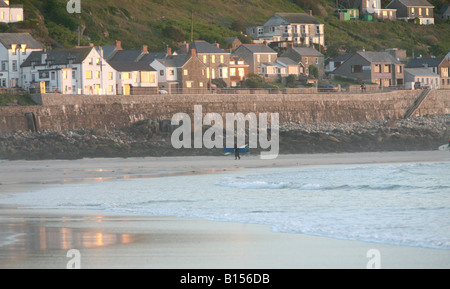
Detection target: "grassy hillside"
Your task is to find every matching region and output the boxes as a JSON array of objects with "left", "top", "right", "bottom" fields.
[{"left": 1, "top": 0, "right": 449, "bottom": 58}]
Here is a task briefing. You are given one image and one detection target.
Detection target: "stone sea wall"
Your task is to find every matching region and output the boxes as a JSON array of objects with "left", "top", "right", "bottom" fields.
[{"left": 1, "top": 90, "right": 449, "bottom": 134}]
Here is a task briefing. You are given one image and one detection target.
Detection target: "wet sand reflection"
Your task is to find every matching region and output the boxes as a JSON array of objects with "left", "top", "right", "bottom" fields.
[{"left": 0, "top": 216, "right": 137, "bottom": 262}]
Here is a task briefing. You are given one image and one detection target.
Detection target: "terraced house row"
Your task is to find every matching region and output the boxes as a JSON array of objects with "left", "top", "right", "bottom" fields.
[{"left": 0, "top": 32, "right": 328, "bottom": 95}]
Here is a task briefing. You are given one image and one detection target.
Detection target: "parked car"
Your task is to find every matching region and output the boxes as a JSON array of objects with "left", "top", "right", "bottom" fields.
[
  {"left": 414, "top": 82, "right": 430, "bottom": 89},
  {"left": 318, "top": 84, "right": 339, "bottom": 92},
  {"left": 208, "top": 83, "right": 222, "bottom": 93}
]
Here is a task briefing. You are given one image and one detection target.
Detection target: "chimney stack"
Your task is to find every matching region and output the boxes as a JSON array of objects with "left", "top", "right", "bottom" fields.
[
  {"left": 89, "top": 43, "right": 95, "bottom": 47},
  {"left": 308, "top": 10, "right": 313, "bottom": 16},
  {"left": 166, "top": 45, "right": 172, "bottom": 56},
  {"left": 181, "top": 42, "right": 188, "bottom": 54},
  {"left": 214, "top": 41, "right": 220, "bottom": 48},
  {"left": 190, "top": 48, "right": 197, "bottom": 57},
  {"left": 142, "top": 45, "right": 149, "bottom": 54},
  {"left": 115, "top": 40, "right": 122, "bottom": 50}
]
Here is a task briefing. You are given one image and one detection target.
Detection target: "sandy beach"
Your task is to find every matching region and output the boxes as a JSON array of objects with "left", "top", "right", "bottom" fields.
[{"left": 1, "top": 151, "right": 450, "bottom": 269}]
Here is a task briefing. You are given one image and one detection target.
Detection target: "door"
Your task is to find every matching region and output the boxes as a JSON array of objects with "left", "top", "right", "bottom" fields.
[{"left": 123, "top": 84, "right": 131, "bottom": 95}]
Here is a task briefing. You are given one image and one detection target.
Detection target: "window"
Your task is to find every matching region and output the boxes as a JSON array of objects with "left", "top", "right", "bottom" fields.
[
  {"left": 305, "top": 57, "right": 308, "bottom": 64},
  {"left": 199, "top": 82, "right": 204, "bottom": 87},
  {"left": 123, "top": 72, "right": 131, "bottom": 80},
  {"left": 419, "top": 8, "right": 422, "bottom": 16},
  {"left": 221, "top": 68, "right": 228, "bottom": 78},
  {"left": 230, "top": 68, "right": 236, "bottom": 77},
  {"left": 384, "top": 64, "right": 391, "bottom": 73},
  {"left": 351, "top": 65, "right": 363, "bottom": 73},
  {"left": 316, "top": 58, "right": 319, "bottom": 65},
  {"left": 86, "top": 71, "right": 92, "bottom": 79},
  {"left": 411, "top": 7, "right": 415, "bottom": 15},
  {"left": 220, "top": 55, "right": 224, "bottom": 64},
  {"left": 95, "top": 71, "right": 100, "bottom": 79},
  {"left": 88, "top": 58, "right": 93, "bottom": 65},
  {"left": 169, "top": 69, "right": 174, "bottom": 76},
  {"left": 186, "top": 81, "right": 193, "bottom": 88},
  {"left": 160, "top": 70, "right": 164, "bottom": 76},
  {"left": 108, "top": 72, "right": 113, "bottom": 80},
  {"left": 211, "top": 55, "right": 216, "bottom": 63},
  {"left": 51, "top": 71, "right": 55, "bottom": 80},
  {"left": 268, "top": 55, "right": 272, "bottom": 62},
  {"left": 374, "top": 64, "right": 381, "bottom": 73},
  {"left": 63, "top": 70, "right": 68, "bottom": 79},
  {"left": 1, "top": 12, "right": 4, "bottom": 20},
  {"left": 141, "top": 71, "right": 155, "bottom": 83},
  {"left": 256, "top": 55, "right": 260, "bottom": 63},
  {"left": 108, "top": 85, "right": 114, "bottom": 93},
  {"left": 12, "top": 60, "right": 17, "bottom": 71},
  {"left": 1, "top": 61, "right": 7, "bottom": 71},
  {"left": 426, "top": 8, "right": 429, "bottom": 16},
  {"left": 96, "top": 58, "right": 100, "bottom": 65},
  {"left": 397, "top": 66, "right": 403, "bottom": 73},
  {"left": 184, "top": 69, "right": 188, "bottom": 76},
  {"left": 72, "top": 71, "right": 76, "bottom": 79},
  {"left": 203, "top": 55, "right": 207, "bottom": 63}
]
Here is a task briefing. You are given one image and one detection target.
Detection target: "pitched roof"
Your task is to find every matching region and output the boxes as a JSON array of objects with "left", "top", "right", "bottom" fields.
[
  {"left": 139, "top": 52, "right": 168, "bottom": 64},
  {"left": 405, "top": 67, "right": 439, "bottom": 76},
  {"left": 189, "top": 41, "right": 226, "bottom": 54},
  {"left": 237, "top": 44, "right": 277, "bottom": 54},
  {"left": 0, "top": 33, "right": 43, "bottom": 50},
  {"left": 357, "top": 51, "right": 402, "bottom": 64},
  {"left": 0, "top": 1, "right": 8, "bottom": 7},
  {"left": 441, "top": 5, "right": 450, "bottom": 14},
  {"left": 21, "top": 48, "right": 93, "bottom": 67},
  {"left": 396, "top": 0, "right": 434, "bottom": 7},
  {"left": 155, "top": 54, "right": 189, "bottom": 68},
  {"left": 275, "top": 13, "right": 322, "bottom": 25},
  {"left": 406, "top": 57, "right": 444, "bottom": 68},
  {"left": 108, "top": 49, "right": 146, "bottom": 62},
  {"left": 276, "top": 57, "right": 299, "bottom": 66},
  {"left": 108, "top": 61, "right": 155, "bottom": 72},
  {"left": 289, "top": 47, "right": 324, "bottom": 57},
  {"left": 331, "top": 53, "right": 353, "bottom": 63},
  {"left": 95, "top": 46, "right": 118, "bottom": 60}
]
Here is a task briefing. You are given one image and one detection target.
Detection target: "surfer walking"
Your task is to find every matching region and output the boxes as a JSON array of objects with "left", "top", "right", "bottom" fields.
[{"left": 234, "top": 143, "right": 240, "bottom": 160}]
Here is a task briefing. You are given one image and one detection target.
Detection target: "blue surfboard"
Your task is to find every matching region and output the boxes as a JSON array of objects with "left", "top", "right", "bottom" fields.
[{"left": 223, "top": 145, "right": 249, "bottom": 155}]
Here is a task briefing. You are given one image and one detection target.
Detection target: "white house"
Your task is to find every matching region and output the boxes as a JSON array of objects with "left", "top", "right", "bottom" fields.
[
  {"left": 21, "top": 45, "right": 117, "bottom": 95},
  {"left": 405, "top": 68, "right": 440, "bottom": 89},
  {"left": 246, "top": 12, "right": 325, "bottom": 49},
  {"left": 0, "top": 33, "right": 43, "bottom": 89},
  {"left": 150, "top": 54, "right": 187, "bottom": 92},
  {"left": 108, "top": 61, "right": 158, "bottom": 95},
  {"left": 0, "top": 0, "right": 24, "bottom": 23}
]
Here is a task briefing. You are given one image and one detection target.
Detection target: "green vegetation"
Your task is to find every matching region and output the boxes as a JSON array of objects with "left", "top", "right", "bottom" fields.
[
  {"left": 1, "top": 0, "right": 449, "bottom": 57},
  {"left": 0, "top": 93, "right": 36, "bottom": 106}
]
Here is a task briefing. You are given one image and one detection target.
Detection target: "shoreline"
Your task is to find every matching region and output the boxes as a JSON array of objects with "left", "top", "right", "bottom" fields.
[{"left": 1, "top": 151, "right": 450, "bottom": 269}]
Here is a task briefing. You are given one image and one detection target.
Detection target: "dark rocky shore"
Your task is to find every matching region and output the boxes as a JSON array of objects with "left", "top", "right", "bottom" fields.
[{"left": 0, "top": 114, "right": 449, "bottom": 160}]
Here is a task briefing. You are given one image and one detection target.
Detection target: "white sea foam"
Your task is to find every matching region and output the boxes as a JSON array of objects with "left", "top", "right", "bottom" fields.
[{"left": 1, "top": 161, "right": 449, "bottom": 249}]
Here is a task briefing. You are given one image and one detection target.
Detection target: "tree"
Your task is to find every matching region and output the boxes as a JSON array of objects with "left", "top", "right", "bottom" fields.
[
  {"left": 244, "top": 74, "right": 264, "bottom": 88},
  {"left": 309, "top": 65, "right": 319, "bottom": 79},
  {"left": 286, "top": 75, "right": 297, "bottom": 88}
]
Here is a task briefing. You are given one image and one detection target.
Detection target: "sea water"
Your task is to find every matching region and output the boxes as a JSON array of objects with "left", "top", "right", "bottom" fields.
[{"left": 1, "top": 161, "right": 449, "bottom": 249}]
